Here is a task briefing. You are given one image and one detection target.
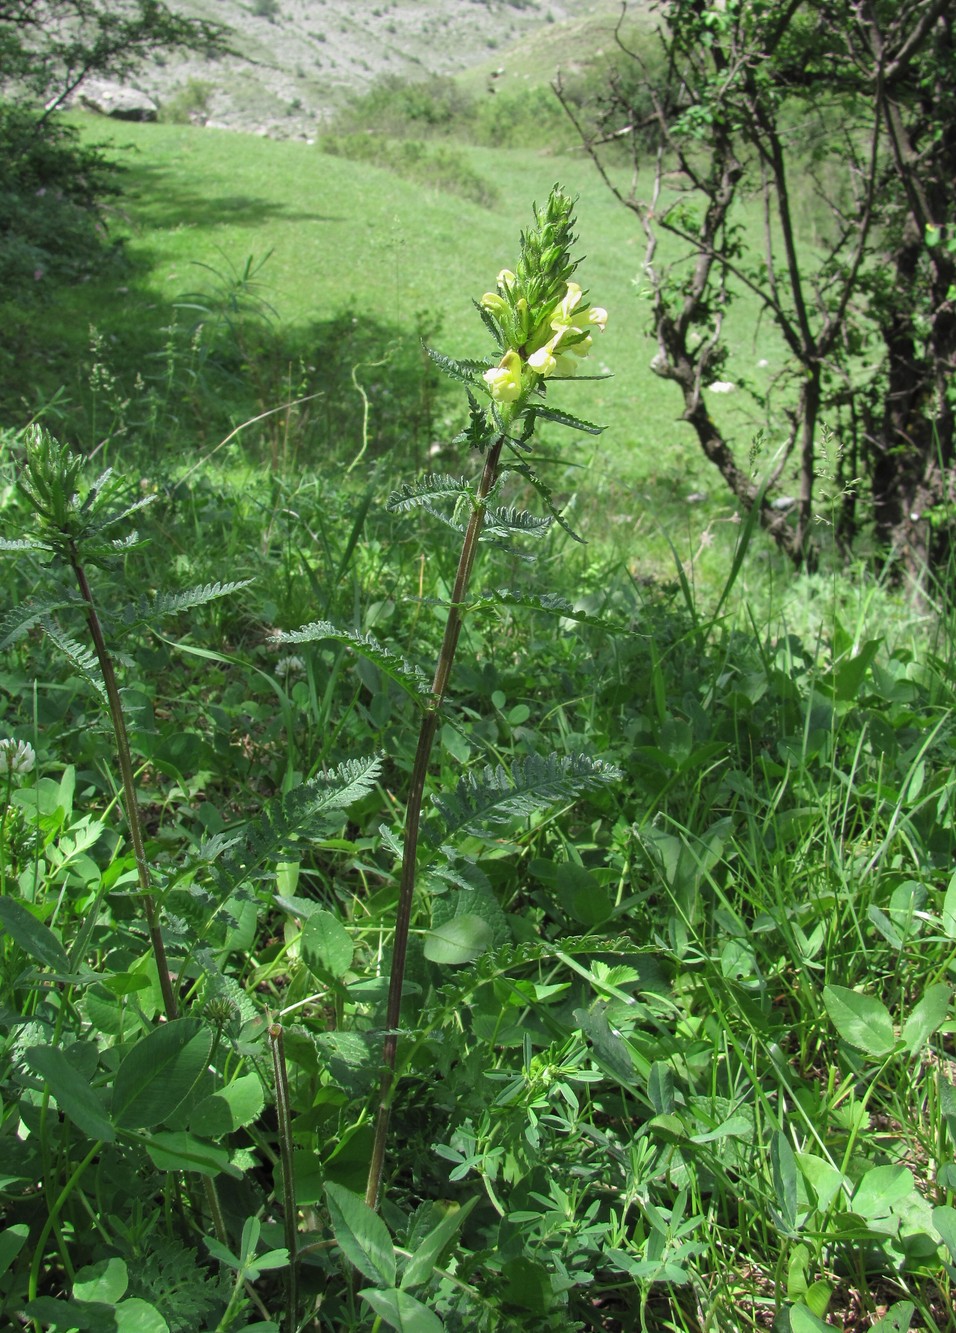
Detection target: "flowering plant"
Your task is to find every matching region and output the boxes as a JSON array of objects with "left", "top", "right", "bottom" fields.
[
  {"left": 361, "top": 185, "right": 615, "bottom": 1210},
  {"left": 476, "top": 189, "right": 608, "bottom": 411}
]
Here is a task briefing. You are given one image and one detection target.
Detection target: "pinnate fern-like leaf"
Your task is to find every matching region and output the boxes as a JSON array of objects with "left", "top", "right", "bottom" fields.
[
  {"left": 0, "top": 537, "right": 44, "bottom": 552},
  {"left": 386, "top": 475, "right": 472, "bottom": 515},
  {"left": 39, "top": 619, "right": 106, "bottom": 699},
  {"left": 0, "top": 597, "right": 77, "bottom": 650},
  {"left": 127, "top": 580, "right": 254, "bottom": 625},
  {"left": 425, "top": 347, "right": 489, "bottom": 386},
  {"left": 215, "top": 755, "right": 383, "bottom": 893},
  {"left": 276, "top": 621, "right": 432, "bottom": 701},
  {"left": 481, "top": 506, "right": 552, "bottom": 540},
  {"left": 505, "top": 458, "right": 586, "bottom": 544},
  {"left": 427, "top": 752, "right": 621, "bottom": 843},
  {"left": 470, "top": 589, "right": 635, "bottom": 634},
  {"left": 528, "top": 404, "right": 606, "bottom": 435},
  {"left": 452, "top": 389, "right": 498, "bottom": 453}
]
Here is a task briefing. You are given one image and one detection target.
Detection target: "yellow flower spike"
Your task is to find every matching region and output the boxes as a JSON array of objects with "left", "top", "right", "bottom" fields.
[{"left": 483, "top": 349, "right": 525, "bottom": 403}]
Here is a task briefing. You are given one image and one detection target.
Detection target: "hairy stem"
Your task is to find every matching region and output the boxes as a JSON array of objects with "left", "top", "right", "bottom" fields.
[
  {"left": 69, "top": 553, "right": 179, "bottom": 1021},
  {"left": 365, "top": 434, "right": 505, "bottom": 1209},
  {"left": 269, "top": 1023, "right": 299, "bottom": 1333}
]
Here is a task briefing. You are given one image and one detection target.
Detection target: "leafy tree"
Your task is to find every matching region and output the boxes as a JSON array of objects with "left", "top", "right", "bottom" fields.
[
  {"left": 557, "top": 0, "right": 956, "bottom": 581},
  {"left": 0, "top": 0, "right": 227, "bottom": 116},
  {"left": 0, "top": 2, "right": 229, "bottom": 343}
]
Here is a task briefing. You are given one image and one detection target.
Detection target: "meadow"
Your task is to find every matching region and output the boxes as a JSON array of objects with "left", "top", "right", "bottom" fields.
[{"left": 1, "top": 104, "right": 955, "bottom": 1333}]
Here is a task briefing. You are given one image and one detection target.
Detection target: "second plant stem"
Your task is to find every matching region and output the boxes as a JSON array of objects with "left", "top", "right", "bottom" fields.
[
  {"left": 70, "top": 551, "right": 179, "bottom": 1022},
  {"left": 365, "top": 434, "right": 505, "bottom": 1209}
]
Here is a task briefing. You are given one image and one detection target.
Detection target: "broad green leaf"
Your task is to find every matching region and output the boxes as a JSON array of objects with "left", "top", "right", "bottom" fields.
[
  {"left": 0, "top": 897, "right": 70, "bottom": 972},
  {"left": 73, "top": 1257, "right": 128, "bottom": 1303},
  {"left": 933, "top": 1203, "right": 956, "bottom": 1263},
  {"left": 25, "top": 1045, "right": 115, "bottom": 1143},
  {"left": 771, "top": 1131, "right": 798, "bottom": 1233},
  {"left": 575, "top": 1003, "right": 636, "bottom": 1086},
  {"left": 822, "top": 985, "right": 896, "bottom": 1057},
  {"left": 0, "top": 1224, "right": 29, "bottom": 1279},
  {"left": 190, "top": 1074, "right": 265, "bottom": 1138},
  {"left": 325, "top": 1182, "right": 396, "bottom": 1287},
  {"left": 797, "top": 1152, "right": 847, "bottom": 1213},
  {"left": 112, "top": 1020, "right": 212, "bottom": 1129},
  {"left": 234, "top": 1216, "right": 289, "bottom": 1279},
  {"left": 205, "top": 1235, "right": 241, "bottom": 1269},
  {"left": 806, "top": 1283, "right": 833, "bottom": 1319},
  {"left": 301, "top": 910, "right": 354, "bottom": 979},
  {"left": 942, "top": 870, "right": 956, "bottom": 940},
  {"left": 114, "top": 1298, "right": 170, "bottom": 1333},
  {"left": 852, "top": 1165, "right": 914, "bottom": 1218},
  {"left": 870, "top": 1301, "right": 915, "bottom": 1332},
  {"left": 144, "top": 1131, "right": 241, "bottom": 1179},
  {"left": 423, "top": 914, "right": 494, "bottom": 965},
  {"left": 902, "top": 984, "right": 951, "bottom": 1055},
  {"left": 647, "top": 1062, "right": 675, "bottom": 1115},
  {"left": 360, "top": 1287, "right": 444, "bottom": 1332},
  {"left": 788, "top": 1304, "right": 830, "bottom": 1333},
  {"left": 400, "top": 1197, "right": 478, "bottom": 1290}
]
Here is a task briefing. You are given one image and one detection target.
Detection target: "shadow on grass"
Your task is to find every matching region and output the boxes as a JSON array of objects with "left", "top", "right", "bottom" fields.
[
  {"left": 1, "top": 235, "right": 450, "bottom": 479},
  {"left": 121, "top": 158, "right": 346, "bottom": 230}
]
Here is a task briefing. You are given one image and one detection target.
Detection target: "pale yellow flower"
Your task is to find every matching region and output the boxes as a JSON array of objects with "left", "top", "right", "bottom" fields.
[{"left": 484, "top": 349, "right": 524, "bottom": 402}]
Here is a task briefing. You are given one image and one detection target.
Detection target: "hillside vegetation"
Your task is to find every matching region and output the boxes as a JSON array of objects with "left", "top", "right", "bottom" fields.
[
  {"left": 97, "top": 0, "right": 631, "bottom": 137},
  {"left": 2, "top": 4, "right": 956, "bottom": 1332}
]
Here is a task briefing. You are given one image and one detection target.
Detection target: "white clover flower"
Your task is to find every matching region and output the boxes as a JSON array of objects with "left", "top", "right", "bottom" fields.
[
  {"left": 0, "top": 738, "right": 36, "bottom": 778},
  {"left": 275, "top": 655, "right": 306, "bottom": 680}
]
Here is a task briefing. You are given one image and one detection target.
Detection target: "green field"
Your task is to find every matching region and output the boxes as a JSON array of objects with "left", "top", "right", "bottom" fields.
[{"left": 23, "top": 115, "right": 801, "bottom": 588}]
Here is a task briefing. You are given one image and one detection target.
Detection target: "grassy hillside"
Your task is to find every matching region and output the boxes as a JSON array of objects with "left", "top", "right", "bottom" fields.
[{"left": 23, "top": 115, "right": 799, "bottom": 599}]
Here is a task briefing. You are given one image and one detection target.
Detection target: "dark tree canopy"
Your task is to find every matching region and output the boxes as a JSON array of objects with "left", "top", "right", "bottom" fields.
[
  {"left": 559, "top": 0, "right": 956, "bottom": 582},
  {"left": 0, "top": 2, "right": 230, "bottom": 325},
  {"left": 0, "top": 0, "right": 227, "bottom": 113}
]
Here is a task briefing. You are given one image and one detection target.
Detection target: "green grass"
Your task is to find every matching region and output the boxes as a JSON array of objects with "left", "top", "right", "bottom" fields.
[{"left": 16, "top": 113, "right": 803, "bottom": 601}]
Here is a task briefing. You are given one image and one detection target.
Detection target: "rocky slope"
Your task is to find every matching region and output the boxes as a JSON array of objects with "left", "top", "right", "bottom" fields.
[{"left": 106, "top": 0, "right": 627, "bottom": 138}]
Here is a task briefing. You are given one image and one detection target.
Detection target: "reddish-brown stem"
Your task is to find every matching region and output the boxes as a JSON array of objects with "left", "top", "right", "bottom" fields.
[
  {"left": 70, "top": 553, "right": 179, "bottom": 1022},
  {"left": 365, "top": 434, "right": 506, "bottom": 1209}
]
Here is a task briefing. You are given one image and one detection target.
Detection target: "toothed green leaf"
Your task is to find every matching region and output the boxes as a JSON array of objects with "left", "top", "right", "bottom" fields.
[
  {"left": 528, "top": 404, "right": 606, "bottom": 435},
  {"left": 39, "top": 619, "right": 106, "bottom": 699},
  {"left": 387, "top": 475, "right": 472, "bottom": 515},
  {"left": 276, "top": 621, "right": 432, "bottom": 702},
  {"left": 428, "top": 752, "right": 621, "bottom": 843},
  {"left": 0, "top": 597, "right": 77, "bottom": 649},
  {"left": 425, "top": 347, "right": 488, "bottom": 386},
  {"left": 505, "top": 458, "right": 586, "bottom": 544}
]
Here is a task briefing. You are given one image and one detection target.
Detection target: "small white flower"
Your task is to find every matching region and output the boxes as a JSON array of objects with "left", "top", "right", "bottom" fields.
[
  {"left": 275, "top": 655, "right": 306, "bottom": 680},
  {"left": 708, "top": 380, "right": 736, "bottom": 394},
  {"left": 0, "top": 738, "right": 36, "bottom": 777}
]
